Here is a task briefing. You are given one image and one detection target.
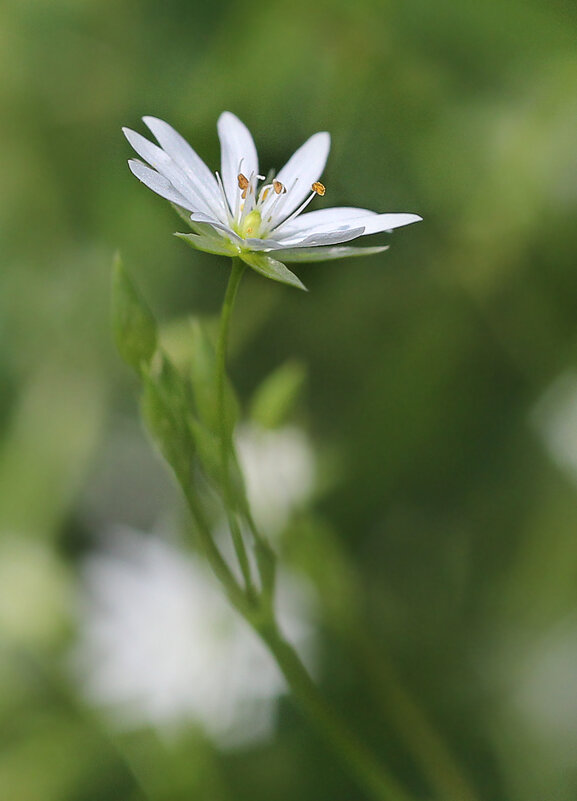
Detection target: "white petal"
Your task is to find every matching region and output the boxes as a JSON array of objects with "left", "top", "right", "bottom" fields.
[
  {"left": 278, "top": 206, "right": 376, "bottom": 236},
  {"left": 142, "top": 116, "right": 224, "bottom": 217},
  {"left": 274, "top": 227, "right": 366, "bottom": 248},
  {"left": 217, "top": 112, "right": 258, "bottom": 212},
  {"left": 278, "top": 207, "right": 422, "bottom": 239},
  {"left": 128, "top": 160, "right": 196, "bottom": 211},
  {"left": 268, "top": 132, "right": 330, "bottom": 221},
  {"left": 189, "top": 212, "right": 244, "bottom": 244},
  {"left": 124, "top": 128, "right": 214, "bottom": 215},
  {"left": 359, "top": 213, "right": 422, "bottom": 234}
]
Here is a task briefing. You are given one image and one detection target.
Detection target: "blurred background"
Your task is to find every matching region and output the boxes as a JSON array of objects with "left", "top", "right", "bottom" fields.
[{"left": 1, "top": 0, "right": 577, "bottom": 799}]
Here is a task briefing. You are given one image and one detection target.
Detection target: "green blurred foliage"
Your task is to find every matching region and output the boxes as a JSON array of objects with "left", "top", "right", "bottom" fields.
[{"left": 1, "top": 0, "right": 577, "bottom": 799}]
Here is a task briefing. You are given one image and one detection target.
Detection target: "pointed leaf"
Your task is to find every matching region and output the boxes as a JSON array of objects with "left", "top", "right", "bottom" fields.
[
  {"left": 189, "top": 319, "right": 239, "bottom": 435},
  {"left": 111, "top": 254, "right": 158, "bottom": 373},
  {"left": 140, "top": 372, "right": 193, "bottom": 487},
  {"left": 250, "top": 361, "right": 307, "bottom": 429}
]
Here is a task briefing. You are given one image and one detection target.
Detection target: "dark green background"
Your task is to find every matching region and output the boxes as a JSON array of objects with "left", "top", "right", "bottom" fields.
[{"left": 1, "top": 0, "right": 577, "bottom": 799}]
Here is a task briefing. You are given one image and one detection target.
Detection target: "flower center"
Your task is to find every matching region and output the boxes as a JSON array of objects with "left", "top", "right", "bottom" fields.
[
  {"left": 230, "top": 167, "right": 326, "bottom": 241},
  {"left": 239, "top": 209, "right": 262, "bottom": 238}
]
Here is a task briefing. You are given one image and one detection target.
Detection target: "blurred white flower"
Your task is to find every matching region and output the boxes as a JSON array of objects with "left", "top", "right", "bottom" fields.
[
  {"left": 236, "top": 423, "right": 316, "bottom": 535},
  {"left": 514, "top": 618, "right": 577, "bottom": 744},
  {"left": 531, "top": 370, "right": 577, "bottom": 483},
  {"left": 72, "top": 528, "right": 316, "bottom": 746},
  {"left": 123, "top": 112, "right": 421, "bottom": 289}
]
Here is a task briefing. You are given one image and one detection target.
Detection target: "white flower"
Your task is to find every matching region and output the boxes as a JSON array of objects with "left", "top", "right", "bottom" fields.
[
  {"left": 71, "top": 528, "right": 316, "bottom": 746},
  {"left": 123, "top": 112, "right": 422, "bottom": 289},
  {"left": 236, "top": 423, "right": 316, "bottom": 535}
]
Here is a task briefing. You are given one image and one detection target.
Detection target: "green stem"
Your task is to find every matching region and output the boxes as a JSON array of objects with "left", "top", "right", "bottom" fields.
[
  {"left": 215, "top": 258, "right": 253, "bottom": 595},
  {"left": 197, "top": 258, "right": 413, "bottom": 801},
  {"left": 256, "top": 619, "right": 414, "bottom": 801},
  {"left": 180, "top": 483, "right": 250, "bottom": 614}
]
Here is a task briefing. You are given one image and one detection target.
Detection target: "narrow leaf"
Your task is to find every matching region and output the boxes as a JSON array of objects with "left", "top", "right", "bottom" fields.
[
  {"left": 112, "top": 254, "right": 158, "bottom": 372},
  {"left": 250, "top": 361, "right": 307, "bottom": 429}
]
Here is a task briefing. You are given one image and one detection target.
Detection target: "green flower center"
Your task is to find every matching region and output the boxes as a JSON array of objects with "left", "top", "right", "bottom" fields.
[{"left": 237, "top": 209, "right": 262, "bottom": 239}]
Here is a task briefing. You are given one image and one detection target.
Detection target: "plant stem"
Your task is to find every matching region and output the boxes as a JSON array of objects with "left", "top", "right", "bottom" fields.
[
  {"left": 256, "top": 619, "right": 414, "bottom": 801},
  {"left": 212, "top": 260, "right": 413, "bottom": 801},
  {"left": 215, "top": 258, "right": 253, "bottom": 594}
]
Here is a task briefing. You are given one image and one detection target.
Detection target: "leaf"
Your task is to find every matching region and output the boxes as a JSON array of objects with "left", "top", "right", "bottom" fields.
[
  {"left": 250, "top": 360, "right": 307, "bottom": 429},
  {"left": 111, "top": 253, "right": 158, "bottom": 373},
  {"left": 239, "top": 252, "right": 307, "bottom": 291},
  {"left": 140, "top": 366, "right": 194, "bottom": 487},
  {"left": 189, "top": 319, "right": 239, "bottom": 436}
]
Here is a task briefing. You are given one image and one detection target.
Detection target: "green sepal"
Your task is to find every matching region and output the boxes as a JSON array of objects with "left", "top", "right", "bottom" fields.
[
  {"left": 239, "top": 252, "right": 307, "bottom": 291},
  {"left": 111, "top": 254, "right": 158, "bottom": 373},
  {"left": 280, "top": 245, "right": 389, "bottom": 262},
  {"left": 175, "top": 232, "right": 239, "bottom": 257},
  {"left": 170, "top": 203, "right": 196, "bottom": 228},
  {"left": 250, "top": 361, "right": 307, "bottom": 429}
]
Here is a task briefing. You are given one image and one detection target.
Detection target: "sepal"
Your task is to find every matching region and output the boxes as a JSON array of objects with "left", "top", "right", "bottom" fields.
[{"left": 240, "top": 252, "right": 307, "bottom": 291}]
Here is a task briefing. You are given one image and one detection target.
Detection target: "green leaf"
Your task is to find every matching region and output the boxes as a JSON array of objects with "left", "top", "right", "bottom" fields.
[
  {"left": 189, "top": 319, "right": 239, "bottom": 435},
  {"left": 239, "top": 252, "right": 307, "bottom": 291},
  {"left": 250, "top": 360, "right": 307, "bottom": 429},
  {"left": 140, "top": 367, "right": 193, "bottom": 487},
  {"left": 279, "top": 244, "right": 389, "bottom": 262},
  {"left": 111, "top": 253, "right": 158, "bottom": 373}
]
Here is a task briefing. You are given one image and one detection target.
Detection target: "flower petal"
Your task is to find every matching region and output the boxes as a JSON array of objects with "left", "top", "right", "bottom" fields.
[
  {"left": 267, "top": 132, "right": 330, "bottom": 221},
  {"left": 278, "top": 207, "right": 422, "bottom": 238},
  {"left": 276, "top": 226, "right": 366, "bottom": 248},
  {"left": 217, "top": 112, "right": 258, "bottom": 213},
  {"left": 124, "top": 128, "right": 215, "bottom": 215},
  {"left": 240, "top": 252, "right": 307, "bottom": 291},
  {"left": 277, "top": 206, "right": 375, "bottom": 236},
  {"left": 354, "top": 212, "right": 422, "bottom": 235},
  {"left": 128, "top": 160, "right": 196, "bottom": 211},
  {"left": 279, "top": 244, "right": 389, "bottom": 262},
  {"left": 142, "top": 116, "right": 224, "bottom": 218},
  {"left": 189, "top": 212, "right": 244, "bottom": 244}
]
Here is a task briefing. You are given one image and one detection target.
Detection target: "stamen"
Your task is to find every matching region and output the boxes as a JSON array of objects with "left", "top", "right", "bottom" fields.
[
  {"left": 259, "top": 176, "right": 300, "bottom": 234},
  {"left": 238, "top": 173, "right": 249, "bottom": 190},
  {"left": 215, "top": 171, "right": 233, "bottom": 220},
  {"left": 267, "top": 175, "right": 327, "bottom": 233},
  {"left": 273, "top": 180, "right": 285, "bottom": 195}
]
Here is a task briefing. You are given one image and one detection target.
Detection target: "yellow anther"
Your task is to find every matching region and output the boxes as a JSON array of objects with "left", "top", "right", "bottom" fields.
[
  {"left": 273, "top": 180, "right": 285, "bottom": 194},
  {"left": 312, "top": 181, "right": 326, "bottom": 196},
  {"left": 237, "top": 173, "right": 249, "bottom": 190},
  {"left": 262, "top": 188, "right": 270, "bottom": 201}
]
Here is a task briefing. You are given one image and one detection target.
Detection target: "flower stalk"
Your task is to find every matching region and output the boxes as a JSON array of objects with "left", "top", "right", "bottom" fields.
[{"left": 210, "top": 257, "right": 413, "bottom": 801}]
